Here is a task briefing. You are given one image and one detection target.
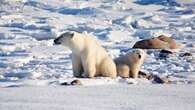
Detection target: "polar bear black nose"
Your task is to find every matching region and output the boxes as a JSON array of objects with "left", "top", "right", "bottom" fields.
[{"left": 54, "top": 38, "right": 61, "bottom": 44}]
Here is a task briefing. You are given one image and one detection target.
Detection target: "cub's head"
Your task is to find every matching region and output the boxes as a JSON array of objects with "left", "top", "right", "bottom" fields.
[
  {"left": 54, "top": 32, "right": 74, "bottom": 45},
  {"left": 126, "top": 49, "right": 146, "bottom": 63}
]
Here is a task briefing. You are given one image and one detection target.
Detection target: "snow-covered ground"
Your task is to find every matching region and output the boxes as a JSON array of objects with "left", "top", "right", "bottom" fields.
[
  {"left": 0, "top": 85, "right": 195, "bottom": 110},
  {"left": 0, "top": 0, "right": 195, "bottom": 109}
]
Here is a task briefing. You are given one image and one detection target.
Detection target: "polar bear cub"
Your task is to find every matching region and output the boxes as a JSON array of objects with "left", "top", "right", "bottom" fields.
[
  {"left": 54, "top": 31, "right": 117, "bottom": 78},
  {"left": 114, "top": 49, "right": 146, "bottom": 78}
]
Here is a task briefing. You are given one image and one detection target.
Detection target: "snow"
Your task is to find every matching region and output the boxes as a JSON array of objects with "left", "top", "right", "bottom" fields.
[
  {"left": 0, "top": 85, "right": 195, "bottom": 110},
  {"left": 107, "top": 30, "right": 132, "bottom": 42},
  {"left": 0, "top": 0, "right": 195, "bottom": 109}
]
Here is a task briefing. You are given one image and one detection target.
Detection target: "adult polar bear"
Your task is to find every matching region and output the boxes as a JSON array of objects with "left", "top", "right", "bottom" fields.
[{"left": 54, "top": 31, "right": 117, "bottom": 78}]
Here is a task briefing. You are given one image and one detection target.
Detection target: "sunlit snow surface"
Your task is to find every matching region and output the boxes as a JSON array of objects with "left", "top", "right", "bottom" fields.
[
  {"left": 1, "top": 0, "right": 195, "bottom": 110},
  {"left": 0, "top": 0, "right": 195, "bottom": 87}
]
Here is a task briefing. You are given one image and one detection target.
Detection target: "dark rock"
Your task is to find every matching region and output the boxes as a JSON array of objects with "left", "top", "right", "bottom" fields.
[
  {"left": 60, "top": 82, "right": 69, "bottom": 86},
  {"left": 153, "top": 75, "right": 171, "bottom": 84},
  {"left": 138, "top": 71, "right": 154, "bottom": 80},
  {"left": 160, "top": 49, "right": 173, "bottom": 54},
  {"left": 71, "top": 79, "right": 82, "bottom": 85},
  {"left": 60, "top": 79, "right": 82, "bottom": 86},
  {"left": 159, "top": 49, "right": 173, "bottom": 59},
  {"left": 138, "top": 71, "right": 148, "bottom": 78},
  {"left": 179, "top": 52, "right": 192, "bottom": 57},
  {"left": 147, "top": 75, "right": 154, "bottom": 80}
]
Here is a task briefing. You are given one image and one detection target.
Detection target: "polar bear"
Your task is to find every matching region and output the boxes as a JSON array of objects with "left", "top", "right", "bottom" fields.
[
  {"left": 114, "top": 49, "right": 146, "bottom": 78},
  {"left": 54, "top": 31, "right": 117, "bottom": 78}
]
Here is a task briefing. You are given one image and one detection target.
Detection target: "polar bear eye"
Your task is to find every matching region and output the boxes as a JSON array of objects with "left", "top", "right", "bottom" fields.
[{"left": 70, "top": 33, "right": 74, "bottom": 38}]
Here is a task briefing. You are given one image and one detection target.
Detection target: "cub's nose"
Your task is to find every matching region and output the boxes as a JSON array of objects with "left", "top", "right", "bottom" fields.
[{"left": 138, "top": 54, "right": 142, "bottom": 59}]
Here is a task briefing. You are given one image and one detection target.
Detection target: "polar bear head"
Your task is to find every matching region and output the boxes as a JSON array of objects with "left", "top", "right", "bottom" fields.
[
  {"left": 54, "top": 32, "right": 74, "bottom": 45},
  {"left": 126, "top": 49, "right": 146, "bottom": 64},
  {"left": 54, "top": 31, "right": 85, "bottom": 53}
]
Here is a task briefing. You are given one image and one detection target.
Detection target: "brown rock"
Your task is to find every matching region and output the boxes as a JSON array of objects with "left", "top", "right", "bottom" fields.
[
  {"left": 133, "top": 35, "right": 179, "bottom": 49},
  {"left": 157, "top": 35, "right": 178, "bottom": 49},
  {"left": 71, "top": 79, "right": 82, "bottom": 85},
  {"left": 133, "top": 38, "right": 169, "bottom": 49}
]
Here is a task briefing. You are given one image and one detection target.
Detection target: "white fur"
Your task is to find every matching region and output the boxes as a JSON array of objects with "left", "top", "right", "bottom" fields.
[
  {"left": 114, "top": 49, "right": 146, "bottom": 78},
  {"left": 55, "top": 32, "right": 117, "bottom": 78}
]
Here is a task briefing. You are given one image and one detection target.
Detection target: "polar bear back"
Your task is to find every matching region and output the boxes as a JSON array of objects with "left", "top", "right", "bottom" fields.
[{"left": 80, "top": 34, "right": 109, "bottom": 64}]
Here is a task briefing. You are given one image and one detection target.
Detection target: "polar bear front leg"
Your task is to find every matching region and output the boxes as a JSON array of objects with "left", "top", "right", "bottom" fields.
[
  {"left": 130, "top": 64, "right": 140, "bottom": 78},
  {"left": 82, "top": 57, "right": 96, "bottom": 78},
  {"left": 116, "top": 64, "right": 130, "bottom": 78},
  {"left": 72, "top": 54, "right": 83, "bottom": 78}
]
